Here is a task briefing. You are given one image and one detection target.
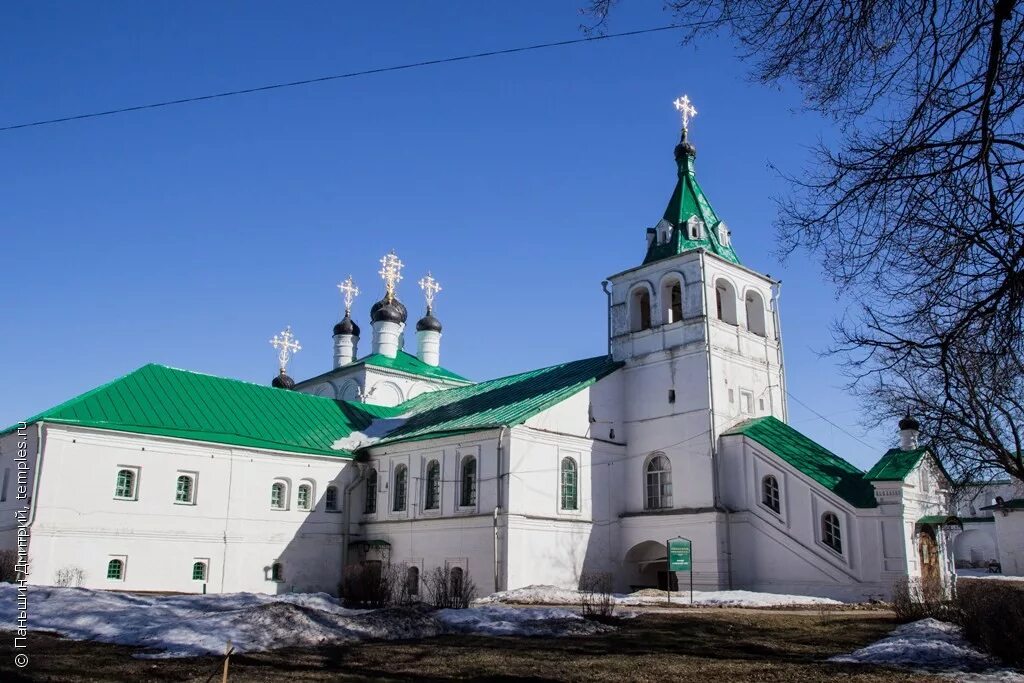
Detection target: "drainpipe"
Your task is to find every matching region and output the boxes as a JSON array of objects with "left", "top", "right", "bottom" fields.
[
  {"left": 341, "top": 461, "right": 367, "bottom": 583},
  {"left": 601, "top": 281, "right": 612, "bottom": 357},
  {"left": 24, "top": 422, "right": 44, "bottom": 527},
  {"left": 699, "top": 252, "right": 732, "bottom": 589},
  {"left": 771, "top": 281, "right": 788, "bottom": 422},
  {"left": 494, "top": 426, "right": 509, "bottom": 593}
]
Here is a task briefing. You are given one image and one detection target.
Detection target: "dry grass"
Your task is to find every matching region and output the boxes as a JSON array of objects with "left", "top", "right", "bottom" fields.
[{"left": 0, "top": 610, "right": 944, "bottom": 682}]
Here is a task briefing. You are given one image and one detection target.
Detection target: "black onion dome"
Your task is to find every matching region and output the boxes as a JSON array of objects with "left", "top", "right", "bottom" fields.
[
  {"left": 899, "top": 414, "right": 920, "bottom": 431},
  {"left": 370, "top": 296, "right": 407, "bottom": 324},
  {"left": 416, "top": 313, "right": 442, "bottom": 332},
  {"left": 333, "top": 314, "right": 360, "bottom": 337},
  {"left": 272, "top": 372, "right": 295, "bottom": 390},
  {"left": 674, "top": 140, "right": 696, "bottom": 162}
]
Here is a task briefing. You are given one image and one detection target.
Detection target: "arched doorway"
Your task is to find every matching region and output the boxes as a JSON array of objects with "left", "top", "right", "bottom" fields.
[
  {"left": 623, "top": 541, "right": 676, "bottom": 592},
  {"left": 918, "top": 526, "right": 940, "bottom": 592}
]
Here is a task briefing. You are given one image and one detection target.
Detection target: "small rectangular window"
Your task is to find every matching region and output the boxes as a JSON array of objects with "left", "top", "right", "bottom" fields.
[
  {"left": 0, "top": 468, "right": 9, "bottom": 502},
  {"left": 728, "top": 389, "right": 735, "bottom": 403},
  {"left": 759, "top": 398, "right": 765, "bottom": 411},
  {"left": 740, "top": 391, "right": 754, "bottom": 415},
  {"left": 668, "top": 389, "right": 676, "bottom": 404}
]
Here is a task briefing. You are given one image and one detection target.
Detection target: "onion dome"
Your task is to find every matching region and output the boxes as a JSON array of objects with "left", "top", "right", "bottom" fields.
[
  {"left": 674, "top": 138, "right": 697, "bottom": 162},
  {"left": 416, "top": 312, "right": 442, "bottom": 332},
  {"left": 333, "top": 314, "right": 360, "bottom": 337},
  {"left": 899, "top": 414, "right": 920, "bottom": 431},
  {"left": 370, "top": 296, "right": 407, "bottom": 324},
  {"left": 272, "top": 371, "right": 295, "bottom": 390}
]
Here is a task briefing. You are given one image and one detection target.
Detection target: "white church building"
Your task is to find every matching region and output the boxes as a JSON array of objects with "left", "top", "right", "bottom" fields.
[{"left": 1, "top": 100, "right": 965, "bottom": 601}]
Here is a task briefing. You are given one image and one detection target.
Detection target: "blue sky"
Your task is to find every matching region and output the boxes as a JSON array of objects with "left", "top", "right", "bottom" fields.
[{"left": 0, "top": 1, "right": 897, "bottom": 468}]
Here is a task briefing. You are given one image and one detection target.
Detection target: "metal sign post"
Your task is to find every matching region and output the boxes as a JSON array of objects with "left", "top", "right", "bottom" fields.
[{"left": 666, "top": 536, "right": 693, "bottom": 605}]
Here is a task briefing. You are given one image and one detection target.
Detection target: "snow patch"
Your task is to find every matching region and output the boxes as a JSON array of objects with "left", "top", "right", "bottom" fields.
[
  {"left": 0, "top": 585, "right": 602, "bottom": 658},
  {"left": 476, "top": 584, "right": 843, "bottom": 608},
  {"left": 331, "top": 415, "right": 409, "bottom": 450},
  {"left": 830, "top": 618, "right": 1023, "bottom": 681}
]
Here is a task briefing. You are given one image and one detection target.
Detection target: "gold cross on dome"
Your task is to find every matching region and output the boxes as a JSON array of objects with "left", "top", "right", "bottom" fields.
[
  {"left": 270, "top": 326, "right": 301, "bottom": 373},
  {"left": 673, "top": 94, "right": 697, "bottom": 132},
  {"left": 378, "top": 251, "right": 404, "bottom": 302},
  {"left": 337, "top": 275, "right": 359, "bottom": 314},
  {"left": 418, "top": 272, "right": 442, "bottom": 311}
]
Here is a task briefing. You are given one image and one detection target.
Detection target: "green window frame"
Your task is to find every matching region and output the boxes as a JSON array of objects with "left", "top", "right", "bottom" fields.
[
  {"left": 175, "top": 475, "right": 193, "bottom": 503},
  {"left": 106, "top": 559, "right": 123, "bottom": 580},
  {"left": 460, "top": 457, "right": 477, "bottom": 507},
  {"left": 297, "top": 484, "right": 312, "bottom": 511},
  {"left": 271, "top": 482, "right": 286, "bottom": 509},
  {"left": 192, "top": 561, "right": 206, "bottom": 581},
  {"left": 325, "top": 485, "right": 338, "bottom": 511},
  {"left": 393, "top": 465, "right": 408, "bottom": 512},
  {"left": 271, "top": 562, "right": 283, "bottom": 582},
  {"left": 560, "top": 457, "right": 578, "bottom": 511},
  {"left": 425, "top": 460, "right": 441, "bottom": 510},
  {"left": 114, "top": 469, "right": 136, "bottom": 499}
]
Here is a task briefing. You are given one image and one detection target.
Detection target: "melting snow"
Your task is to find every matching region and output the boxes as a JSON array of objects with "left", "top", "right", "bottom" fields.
[
  {"left": 476, "top": 584, "right": 842, "bottom": 608},
  {"left": 830, "top": 618, "right": 1023, "bottom": 682},
  {"left": 0, "top": 585, "right": 603, "bottom": 658},
  {"left": 331, "top": 415, "right": 409, "bottom": 451}
]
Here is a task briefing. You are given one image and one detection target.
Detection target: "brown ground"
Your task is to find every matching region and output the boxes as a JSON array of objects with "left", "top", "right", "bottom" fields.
[{"left": 0, "top": 609, "right": 945, "bottom": 682}]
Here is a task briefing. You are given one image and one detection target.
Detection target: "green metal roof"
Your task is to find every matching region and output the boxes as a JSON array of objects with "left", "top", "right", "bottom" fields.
[
  {"left": 980, "top": 498, "right": 1024, "bottom": 511},
  {"left": 643, "top": 133, "right": 740, "bottom": 266},
  {"left": 864, "top": 448, "right": 929, "bottom": 481},
  {"left": 369, "top": 355, "right": 623, "bottom": 447},
  {"left": 917, "top": 515, "right": 963, "bottom": 526},
  {"left": 724, "top": 416, "right": 877, "bottom": 508},
  {"left": 297, "top": 350, "right": 470, "bottom": 387},
  {"left": 2, "top": 364, "right": 400, "bottom": 458}
]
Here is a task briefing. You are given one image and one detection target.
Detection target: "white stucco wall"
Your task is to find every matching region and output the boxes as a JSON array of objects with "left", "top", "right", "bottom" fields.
[
  {"left": 993, "top": 511, "right": 1024, "bottom": 576},
  {"left": 21, "top": 425, "right": 354, "bottom": 594}
]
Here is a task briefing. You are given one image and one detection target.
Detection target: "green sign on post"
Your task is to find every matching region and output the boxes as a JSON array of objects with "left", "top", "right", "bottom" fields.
[{"left": 666, "top": 536, "right": 694, "bottom": 604}]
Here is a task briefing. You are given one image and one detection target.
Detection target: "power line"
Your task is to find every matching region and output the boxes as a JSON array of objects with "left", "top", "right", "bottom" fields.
[
  {"left": 0, "top": 23, "right": 685, "bottom": 133},
  {"left": 786, "top": 391, "right": 880, "bottom": 452}
]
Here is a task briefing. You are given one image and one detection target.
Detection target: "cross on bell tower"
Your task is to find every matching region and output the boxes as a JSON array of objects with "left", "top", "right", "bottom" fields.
[{"left": 269, "top": 326, "right": 301, "bottom": 389}]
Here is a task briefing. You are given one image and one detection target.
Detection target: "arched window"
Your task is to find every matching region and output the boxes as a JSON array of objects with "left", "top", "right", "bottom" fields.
[
  {"left": 560, "top": 457, "right": 578, "bottom": 511},
  {"left": 106, "top": 559, "right": 124, "bottom": 580},
  {"left": 425, "top": 460, "right": 441, "bottom": 510},
  {"left": 717, "top": 222, "right": 731, "bottom": 246},
  {"left": 761, "top": 475, "right": 780, "bottom": 513},
  {"left": 714, "top": 278, "right": 738, "bottom": 325},
  {"left": 192, "top": 561, "right": 207, "bottom": 581},
  {"left": 460, "top": 457, "right": 477, "bottom": 507},
  {"left": 393, "top": 465, "right": 408, "bottom": 512},
  {"left": 271, "top": 562, "right": 284, "bottom": 582},
  {"left": 297, "top": 483, "right": 313, "bottom": 511},
  {"left": 175, "top": 474, "right": 194, "bottom": 504},
  {"left": 364, "top": 469, "right": 378, "bottom": 514},
  {"left": 450, "top": 566, "right": 464, "bottom": 594},
  {"left": 745, "top": 290, "right": 767, "bottom": 337},
  {"left": 270, "top": 482, "right": 287, "bottom": 510},
  {"left": 114, "top": 469, "right": 136, "bottom": 499},
  {"left": 406, "top": 566, "right": 420, "bottom": 597},
  {"left": 661, "top": 278, "right": 683, "bottom": 324},
  {"left": 687, "top": 216, "right": 704, "bottom": 240},
  {"left": 325, "top": 485, "right": 339, "bottom": 512},
  {"left": 822, "top": 512, "right": 842, "bottom": 554},
  {"left": 630, "top": 287, "right": 652, "bottom": 332},
  {"left": 645, "top": 454, "right": 673, "bottom": 510}
]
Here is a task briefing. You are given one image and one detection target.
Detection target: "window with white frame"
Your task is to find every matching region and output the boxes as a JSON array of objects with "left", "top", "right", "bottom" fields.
[
  {"left": 106, "top": 557, "right": 126, "bottom": 581},
  {"left": 325, "top": 485, "right": 339, "bottom": 512},
  {"left": 192, "top": 560, "right": 208, "bottom": 581},
  {"left": 740, "top": 390, "right": 754, "bottom": 415},
  {"left": 424, "top": 460, "right": 441, "bottom": 510},
  {"left": 560, "top": 457, "right": 578, "bottom": 511},
  {"left": 364, "top": 469, "right": 378, "bottom": 514},
  {"left": 297, "top": 482, "right": 313, "bottom": 511},
  {"left": 761, "top": 475, "right": 781, "bottom": 514},
  {"left": 175, "top": 473, "right": 196, "bottom": 504},
  {"left": 114, "top": 467, "right": 139, "bottom": 500},
  {"left": 645, "top": 454, "right": 672, "bottom": 509},
  {"left": 271, "top": 481, "right": 288, "bottom": 510},
  {"left": 822, "top": 512, "right": 843, "bottom": 554},
  {"left": 460, "top": 456, "right": 477, "bottom": 507},
  {"left": 393, "top": 465, "right": 408, "bottom": 512}
]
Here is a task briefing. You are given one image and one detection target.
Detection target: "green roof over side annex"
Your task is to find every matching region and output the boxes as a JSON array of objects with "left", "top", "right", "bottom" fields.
[
  {"left": 296, "top": 350, "right": 471, "bottom": 388},
  {"left": 724, "top": 416, "right": 878, "bottom": 508},
  {"left": 864, "top": 447, "right": 929, "bottom": 481},
  {"left": 366, "top": 355, "right": 623, "bottom": 447},
  {"left": 2, "top": 364, "right": 398, "bottom": 458}
]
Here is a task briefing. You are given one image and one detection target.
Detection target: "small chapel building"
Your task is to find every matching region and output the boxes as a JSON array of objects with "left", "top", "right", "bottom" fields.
[{"left": 0, "top": 101, "right": 962, "bottom": 600}]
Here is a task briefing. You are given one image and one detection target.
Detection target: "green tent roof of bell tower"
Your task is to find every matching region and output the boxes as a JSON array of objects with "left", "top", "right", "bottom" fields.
[{"left": 643, "top": 131, "right": 741, "bottom": 265}]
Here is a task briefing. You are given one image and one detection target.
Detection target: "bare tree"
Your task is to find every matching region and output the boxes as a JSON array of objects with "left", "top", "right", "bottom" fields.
[{"left": 585, "top": 1, "right": 1024, "bottom": 483}]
